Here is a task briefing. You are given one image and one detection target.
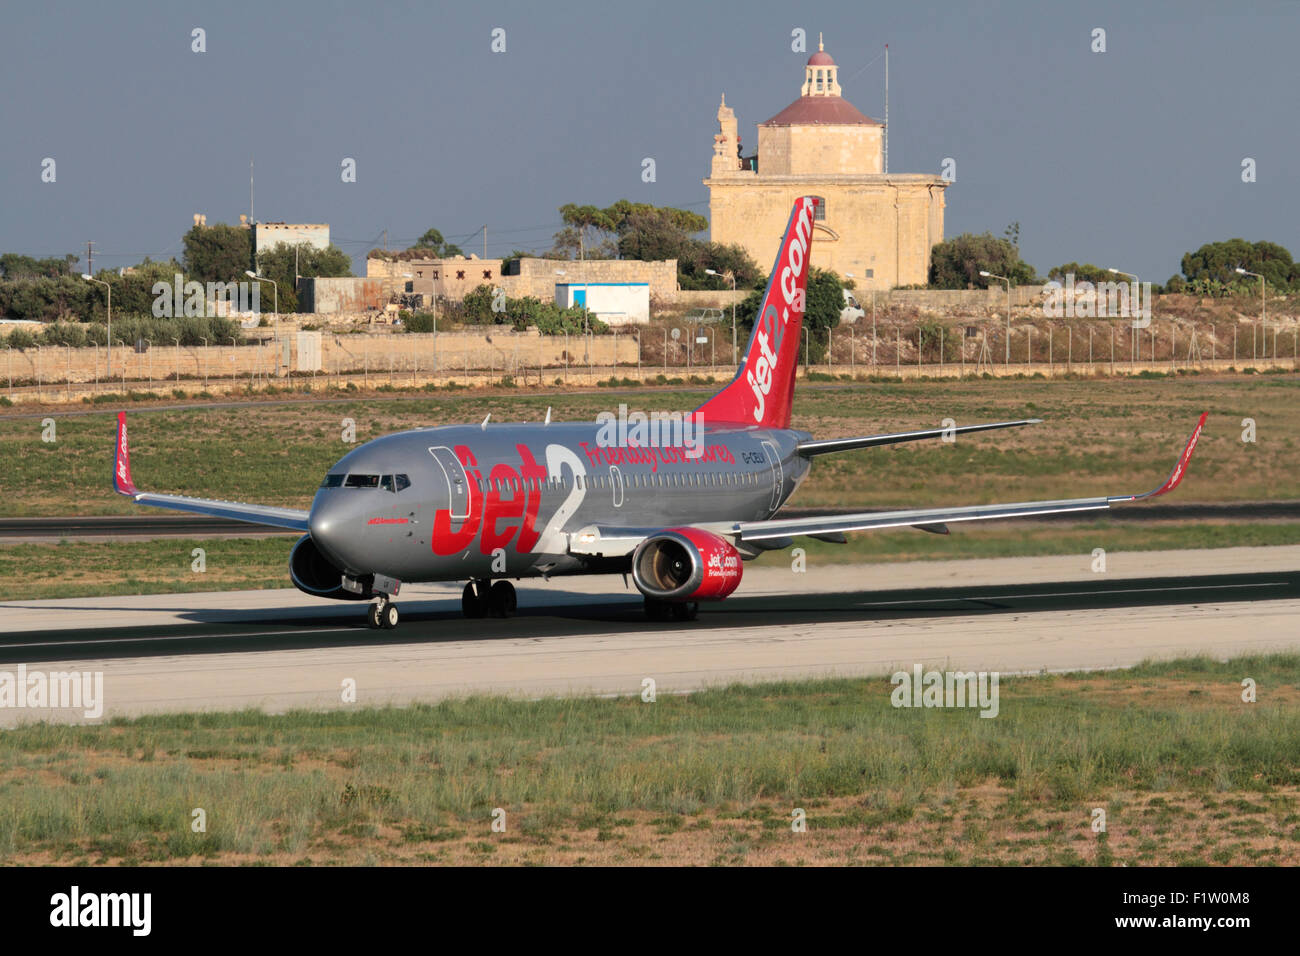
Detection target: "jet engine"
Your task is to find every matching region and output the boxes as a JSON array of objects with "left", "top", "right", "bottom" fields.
[
  {"left": 630, "top": 528, "right": 743, "bottom": 602},
  {"left": 289, "top": 534, "right": 372, "bottom": 601}
]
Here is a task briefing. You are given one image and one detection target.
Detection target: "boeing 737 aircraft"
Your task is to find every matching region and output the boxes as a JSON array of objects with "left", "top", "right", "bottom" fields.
[{"left": 112, "top": 197, "right": 1207, "bottom": 629}]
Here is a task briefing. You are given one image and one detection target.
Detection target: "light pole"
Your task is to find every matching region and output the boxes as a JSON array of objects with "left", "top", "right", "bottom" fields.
[
  {"left": 705, "top": 268, "right": 739, "bottom": 366},
  {"left": 81, "top": 274, "right": 112, "bottom": 376},
  {"left": 980, "top": 270, "right": 1010, "bottom": 365},
  {"left": 245, "top": 271, "right": 279, "bottom": 368},
  {"left": 1107, "top": 267, "right": 1141, "bottom": 365},
  {"left": 1235, "top": 267, "right": 1265, "bottom": 361}
]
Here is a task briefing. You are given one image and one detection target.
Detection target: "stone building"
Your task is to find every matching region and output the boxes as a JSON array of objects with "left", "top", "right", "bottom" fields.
[
  {"left": 365, "top": 255, "right": 675, "bottom": 319},
  {"left": 252, "top": 222, "right": 330, "bottom": 255},
  {"left": 704, "top": 36, "right": 948, "bottom": 289}
]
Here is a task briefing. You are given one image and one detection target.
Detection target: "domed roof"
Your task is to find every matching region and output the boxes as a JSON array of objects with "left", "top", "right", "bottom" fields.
[
  {"left": 807, "top": 50, "right": 835, "bottom": 66},
  {"left": 763, "top": 95, "right": 880, "bottom": 127}
]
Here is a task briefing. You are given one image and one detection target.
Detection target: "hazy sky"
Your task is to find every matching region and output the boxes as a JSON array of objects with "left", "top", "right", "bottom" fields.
[{"left": 1, "top": 0, "right": 1296, "bottom": 282}]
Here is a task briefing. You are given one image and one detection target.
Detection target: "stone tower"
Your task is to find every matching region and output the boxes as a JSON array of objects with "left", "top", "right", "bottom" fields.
[{"left": 704, "top": 35, "right": 947, "bottom": 288}]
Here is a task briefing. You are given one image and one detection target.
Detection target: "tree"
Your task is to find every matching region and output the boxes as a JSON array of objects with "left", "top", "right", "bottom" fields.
[
  {"left": 678, "top": 241, "right": 763, "bottom": 290},
  {"left": 616, "top": 208, "right": 699, "bottom": 263},
  {"left": 1180, "top": 239, "right": 1296, "bottom": 291},
  {"left": 731, "top": 267, "right": 842, "bottom": 363},
  {"left": 183, "top": 223, "right": 253, "bottom": 284},
  {"left": 253, "top": 242, "right": 353, "bottom": 313},
  {"left": 0, "top": 253, "right": 75, "bottom": 278},
  {"left": 412, "top": 228, "right": 465, "bottom": 258},
  {"left": 449, "top": 283, "right": 604, "bottom": 334},
  {"left": 551, "top": 204, "right": 618, "bottom": 260},
  {"left": 1047, "top": 262, "right": 1115, "bottom": 284},
  {"left": 548, "top": 201, "right": 709, "bottom": 261},
  {"left": 929, "top": 232, "right": 1037, "bottom": 289}
]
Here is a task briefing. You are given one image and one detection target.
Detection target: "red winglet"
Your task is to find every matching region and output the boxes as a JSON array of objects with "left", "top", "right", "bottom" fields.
[
  {"left": 114, "top": 411, "right": 138, "bottom": 496},
  {"left": 1115, "top": 412, "right": 1207, "bottom": 502}
]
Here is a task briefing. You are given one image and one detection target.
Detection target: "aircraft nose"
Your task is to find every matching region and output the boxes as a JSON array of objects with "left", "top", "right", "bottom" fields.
[{"left": 308, "top": 493, "right": 350, "bottom": 566}]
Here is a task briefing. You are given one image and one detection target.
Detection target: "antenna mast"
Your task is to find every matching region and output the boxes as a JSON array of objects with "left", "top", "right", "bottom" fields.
[{"left": 883, "top": 45, "right": 889, "bottom": 175}]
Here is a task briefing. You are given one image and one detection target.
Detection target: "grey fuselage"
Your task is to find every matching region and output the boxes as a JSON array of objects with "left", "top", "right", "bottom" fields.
[{"left": 307, "top": 420, "right": 812, "bottom": 583}]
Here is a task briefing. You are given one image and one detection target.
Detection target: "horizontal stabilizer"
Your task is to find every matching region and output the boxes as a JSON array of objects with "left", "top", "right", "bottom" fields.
[{"left": 797, "top": 419, "right": 1041, "bottom": 457}]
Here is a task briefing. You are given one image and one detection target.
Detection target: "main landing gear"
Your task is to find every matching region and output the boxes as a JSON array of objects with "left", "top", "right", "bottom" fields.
[
  {"left": 367, "top": 595, "right": 400, "bottom": 630},
  {"left": 462, "top": 578, "right": 517, "bottom": 619},
  {"left": 644, "top": 597, "right": 699, "bottom": 622}
]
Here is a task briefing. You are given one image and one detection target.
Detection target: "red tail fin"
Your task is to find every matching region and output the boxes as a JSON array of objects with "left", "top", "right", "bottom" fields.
[
  {"left": 695, "top": 197, "right": 816, "bottom": 428},
  {"left": 114, "top": 411, "right": 138, "bottom": 496}
]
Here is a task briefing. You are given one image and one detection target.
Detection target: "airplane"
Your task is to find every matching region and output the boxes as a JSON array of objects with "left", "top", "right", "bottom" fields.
[{"left": 111, "top": 196, "right": 1207, "bottom": 630}]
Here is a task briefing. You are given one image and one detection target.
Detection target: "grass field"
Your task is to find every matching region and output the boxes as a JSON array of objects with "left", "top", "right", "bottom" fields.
[
  {"left": 5, "top": 521, "right": 1300, "bottom": 602},
  {"left": 1, "top": 374, "right": 1297, "bottom": 518},
  {"left": 1, "top": 655, "right": 1296, "bottom": 866}
]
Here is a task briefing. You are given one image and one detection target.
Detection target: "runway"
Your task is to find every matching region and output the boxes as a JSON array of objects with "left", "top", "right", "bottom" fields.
[
  {"left": 3, "top": 501, "right": 1298, "bottom": 541},
  {"left": 0, "top": 546, "right": 1297, "bottom": 725}
]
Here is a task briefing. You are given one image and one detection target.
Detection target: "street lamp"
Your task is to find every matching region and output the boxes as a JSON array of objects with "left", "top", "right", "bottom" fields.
[
  {"left": 81, "top": 274, "right": 112, "bottom": 376},
  {"left": 245, "top": 270, "right": 279, "bottom": 340},
  {"left": 980, "top": 270, "right": 1010, "bottom": 365},
  {"left": 705, "top": 268, "right": 739, "bottom": 365},
  {"left": 1235, "top": 267, "right": 1265, "bottom": 360}
]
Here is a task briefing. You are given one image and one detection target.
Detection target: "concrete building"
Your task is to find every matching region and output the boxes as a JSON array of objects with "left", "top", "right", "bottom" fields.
[
  {"left": 704, "top": 35, "right": 948, "bottom": 289},
  {"left": 555, "top": 282, "right": 650, "bottom": 326},
  {"left": 297, "top": 277, "right": 390, "bottom": 314},
  {"left": 253, "top": 222, "right": 330, "bottom": 256},
  {"left": 366, "top": 255, "right": 677, "bottom": 307}
]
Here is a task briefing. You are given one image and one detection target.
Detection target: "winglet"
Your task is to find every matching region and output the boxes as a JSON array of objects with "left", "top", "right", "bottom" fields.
[
  {"left": 1113, "top": 412, "right": 1207, "bottom": 503},
  {"left": 114, "top": 411, "right": 138, "bottom": 497}
]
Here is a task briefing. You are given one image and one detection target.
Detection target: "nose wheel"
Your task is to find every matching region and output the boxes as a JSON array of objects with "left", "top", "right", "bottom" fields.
[
  {"left": 462, "top": 579, "right": 516, "bottom": 618},
  {"left": 367, "top": 597, "right": 400, "bottom": 630}
]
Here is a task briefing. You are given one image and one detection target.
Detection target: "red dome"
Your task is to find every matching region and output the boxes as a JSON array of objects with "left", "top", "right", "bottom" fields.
[
  {"left": 763, "top": 95, "right": 880, "bottom": 127},
  {"left": 807, "top": 50, "right": 835, "bottom": 66}
]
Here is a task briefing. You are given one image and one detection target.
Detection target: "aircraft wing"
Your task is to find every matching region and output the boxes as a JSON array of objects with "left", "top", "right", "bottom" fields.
[
  {"left": 796, "top": 419, "right": 1040, "bottom": 456},
  {"left": 739, "top": 413, "right": 1206, "bottom": 543},
  {"left": 112, "top": 412, "right": 310, "bottom": 531}
]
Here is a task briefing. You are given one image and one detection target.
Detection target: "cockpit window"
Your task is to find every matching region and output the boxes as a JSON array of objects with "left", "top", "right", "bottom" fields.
[
  {"left": 380, "top": 475, "right": 394, "bottom": 492},
  {"left": 394, "top": 474, "right": 411, "bottom": 492},
  {"left": 344, "top": 474, "right": 380, "bottom": 488},
  {"left": 321, "top": 474, "right": 345, "bottom": 488}
]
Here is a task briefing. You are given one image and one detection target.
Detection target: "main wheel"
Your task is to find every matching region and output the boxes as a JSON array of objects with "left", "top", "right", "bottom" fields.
[
  {"left": 489, "top": 580, "right": 517, "bottom": 618},
  {"left": 671, "top": 602, "right": 699, "bottom": 622},
  {"left": 644, "top": 597, "right": 673, "bottom": 622},
  {"left": 462, "top": 581, "right": 485, "bottom": 619},
  {"left": 382, "top": 602, "right": 400, "bottom": 629},
  {"left": 367, "top": 601, "right": 384, "bottom": 629}
]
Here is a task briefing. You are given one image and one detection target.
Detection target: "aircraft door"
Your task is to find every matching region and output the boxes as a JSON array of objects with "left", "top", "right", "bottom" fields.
[
  {"left": 761, "top": 440, "right": 783, "bottom": 511},
  {"left": 610, "top": 466, "right": 624, "bottom": 508},
  {"left": 428, "top": 446, "right": 471, "bottom": 520}
]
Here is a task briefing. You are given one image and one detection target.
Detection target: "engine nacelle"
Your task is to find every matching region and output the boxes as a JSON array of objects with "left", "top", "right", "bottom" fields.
[
  {"left": 289, "top": 535, "right": 372, "bottom": 601},
  {"left": 630, "top": 528, "right": 743, "bottom": 602}
]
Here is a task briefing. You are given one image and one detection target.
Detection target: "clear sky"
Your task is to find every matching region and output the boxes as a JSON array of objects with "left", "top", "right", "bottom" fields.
[{"left": 1, "top": 0, "right": 1295, "bottom": 283}]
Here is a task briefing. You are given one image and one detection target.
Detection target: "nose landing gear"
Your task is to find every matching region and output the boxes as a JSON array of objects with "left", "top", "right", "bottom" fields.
[
  {"left": 367, "top": 596, "right": 400, "bottom": 630},
  {"left": 462, "top": 578, "right": 516, "bottom": 619}
]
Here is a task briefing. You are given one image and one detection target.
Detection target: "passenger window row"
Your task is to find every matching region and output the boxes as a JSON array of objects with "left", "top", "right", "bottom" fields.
[{"left": 470, "top": 471, "right": 763, "bottom": 493}]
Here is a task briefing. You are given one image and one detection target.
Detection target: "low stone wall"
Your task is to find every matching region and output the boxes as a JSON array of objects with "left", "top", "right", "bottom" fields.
[
  {"left": 872, "top": 286, "right": 1047, "bottom": 311},
  {"left": 5, "top": 354, "right": 1294, "bottom": 407},
  {"left": 0, "top": 329, "right": 639, "bottom": 388}
]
